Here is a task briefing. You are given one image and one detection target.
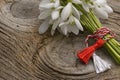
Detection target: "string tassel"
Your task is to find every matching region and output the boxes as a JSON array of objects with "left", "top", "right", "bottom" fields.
[
  {"left": 93, "top": 53, "right": 111, "bottom": 73},
  {"left": 77, "top": 39, "right": 105, "bottom": 64},
  {"left": 77, "top": 28, "right": 113, "bottom": 73}
]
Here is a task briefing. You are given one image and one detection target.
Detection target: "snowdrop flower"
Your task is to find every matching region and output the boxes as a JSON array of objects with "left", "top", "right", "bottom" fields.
[
  {"left": 93, "top": 0, "right": 113, "bottom": 19},
  {"left": 61, "top": 1, "right": 82, "bottom": 21},
  {"left": 38, "top": 0, "right": 62, "bottom": 20},
  {"left": 59, "top": 15, "right": 83, "bottom": 35},
  {"left": 38, "top": 0, "right": 63, "bottom": 34},
  {"left": 59, "top": 2, "right": 84, "bottom": 35}
]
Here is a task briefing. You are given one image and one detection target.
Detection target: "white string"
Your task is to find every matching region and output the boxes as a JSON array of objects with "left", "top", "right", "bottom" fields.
[{"left": 93, "top": 53, "right": 111, "bottom": 73}]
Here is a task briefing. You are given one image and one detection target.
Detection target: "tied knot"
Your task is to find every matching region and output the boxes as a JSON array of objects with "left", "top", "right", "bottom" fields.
[
  {"left": 93, "top": 39, "right": 106, "bottom": 49},
  {"left": 85, "top": 27, "right": 115, "bottom": 47}
]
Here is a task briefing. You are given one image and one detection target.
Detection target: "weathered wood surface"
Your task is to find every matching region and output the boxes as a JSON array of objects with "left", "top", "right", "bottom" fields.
[{"left": 0, "top": 0, "right": 120, "bottom": 80}]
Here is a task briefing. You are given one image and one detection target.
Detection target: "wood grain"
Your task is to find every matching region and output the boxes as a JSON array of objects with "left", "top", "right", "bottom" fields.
[{"left": 0, "top": 0, "right": 120, "bottom": 80}]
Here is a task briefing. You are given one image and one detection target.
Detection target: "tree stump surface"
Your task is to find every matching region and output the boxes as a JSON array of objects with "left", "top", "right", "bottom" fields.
[{"left": 0, "top": 0, "right": 120, "bottom": 80}]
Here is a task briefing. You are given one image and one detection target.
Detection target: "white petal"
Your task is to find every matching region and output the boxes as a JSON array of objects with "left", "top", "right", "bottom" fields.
[
  {"left": 72, "top": 5, "right": 80, "bottom": 19},
  {"left": 38, "top": 10, "right": 51, "bottom": 19},
  {"left": 40, "top": 3, "right": 54, "bottom": 9},
  {"left": 104, "top": 5, "right": 113, "bottom": 13},
  {"left": 51, "top": 10, "right": 59, "bottom": 20},
  {"left": 39, "top": 18, "right": 50, "bottom": 34},
  {"left": 59, "top": 21, "right": 69, "bottom": 27},
  {"left": 72, "top": 0, "right": 82, "bottom": 4},
  {"left": 51, "top": 30, "right": 55, "bottom": 35},
  {"left": 52, "top": 18, "right": 61, "bottom": 30},
  {"left": 54, "top": 0, "right": 60, "bottom": 7},
  {"left": 94, "top": 7, "right": 108, "bottom": 19},
  {"left": 82, "top": 2, "right": 90, "bottom": 12},
  {"left": 95, "top": 0, "right": 107, "bottom": 5},
  {"left": 69, "top": 15, "right": 75, "bottom": 24},
  {"left": 56, "top": 6, "right": 63, "bottom": 10},
  {"left": 74, "top": 17, "right": 83, "bottom": 31},
  {"left": 67, "top": 25, "right": 72, "bottom": 33},
  {"left": 70, "top": 26, "right": 79, "bottom": 35},
  {"left": 61, "top": 3, "right": 72, "bottom": 21},
  {"left": 59, "top": 22, "right": 66, "bottom": 27},
  {"left": 51, "top": 18, "right": 60, "bottom": 35},
  {"left": 61, "top": 26, "right": 68, "bottom": 35},
  {"left": 39, "top": 0, "right": 51, "bottom": 10}
]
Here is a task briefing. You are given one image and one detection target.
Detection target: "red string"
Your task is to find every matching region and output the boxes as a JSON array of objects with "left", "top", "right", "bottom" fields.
[
  {"left": 85, "top": 27, "right": 116, "bottom": 47},
  {"left": 77, "top": 27, "right": 115, "bottom": 64}
]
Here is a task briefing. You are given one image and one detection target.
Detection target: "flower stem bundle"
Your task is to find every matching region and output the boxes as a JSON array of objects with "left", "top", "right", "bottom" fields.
[{"left": 81, "top": 12, "right": 120, "bottom": 64}]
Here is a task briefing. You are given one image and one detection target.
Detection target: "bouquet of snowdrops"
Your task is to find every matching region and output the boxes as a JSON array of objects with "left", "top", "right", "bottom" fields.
[{"left": 38, "top": 0, "right": 120, "bottom": 73}]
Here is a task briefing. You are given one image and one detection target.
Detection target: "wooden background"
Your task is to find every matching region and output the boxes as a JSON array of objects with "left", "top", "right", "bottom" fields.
[{"left": 0, "top": 0, "right": 120, "bottom": 80}]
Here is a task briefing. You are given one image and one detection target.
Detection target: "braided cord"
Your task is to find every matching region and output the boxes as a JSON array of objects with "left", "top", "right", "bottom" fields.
[{"left": 85, "top": 27, "right": 116, "bottom": 47}]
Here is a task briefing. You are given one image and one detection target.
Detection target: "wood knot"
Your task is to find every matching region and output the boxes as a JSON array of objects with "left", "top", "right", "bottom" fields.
[
  {"left": 11, "top": 0, "right": 40, "bottom": 19},
  {"left": 0, "top": 0, "right": 41, "bottom": 32}
]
